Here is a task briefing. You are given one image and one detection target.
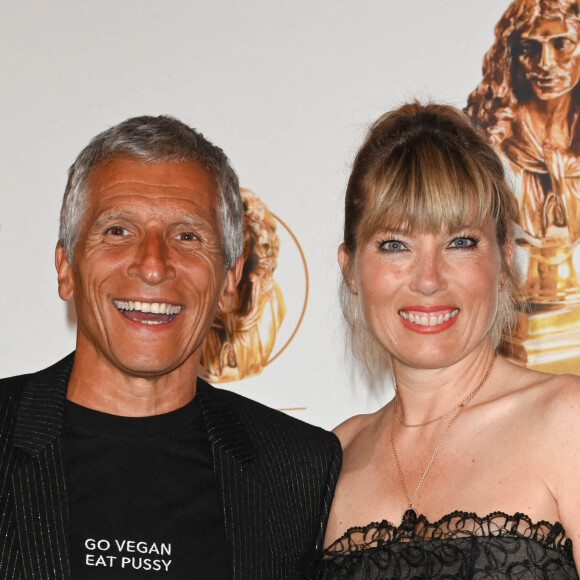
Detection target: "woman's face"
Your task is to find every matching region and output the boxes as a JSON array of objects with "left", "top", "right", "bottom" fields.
[{"left": 342, "top": 220, "right": 506, "bottom": 370}]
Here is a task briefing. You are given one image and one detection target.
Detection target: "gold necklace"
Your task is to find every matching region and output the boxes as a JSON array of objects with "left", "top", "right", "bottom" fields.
[
  {"left": 394, "top": 352, "right": 497, "bottom": 428},
  {"left": 395, "top": 396, "right": 454, "bottom": 427},
  {"left": 390, "top": 352, "right": 497, "bottom": 524}
]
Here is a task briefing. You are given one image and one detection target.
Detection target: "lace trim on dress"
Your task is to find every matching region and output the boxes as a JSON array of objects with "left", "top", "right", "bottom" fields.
[{"left": 325, "top": 511, "right": 572, "bottom": 556}]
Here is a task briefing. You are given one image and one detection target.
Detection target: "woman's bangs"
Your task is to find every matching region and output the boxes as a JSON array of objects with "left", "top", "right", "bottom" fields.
[{"left": 362, "top": 141, "right": 497, "bottom": 237}]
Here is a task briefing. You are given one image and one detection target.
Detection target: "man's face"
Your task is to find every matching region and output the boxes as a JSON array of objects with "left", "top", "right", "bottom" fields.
[
  {"left": 517, "top": 17, "right": 580, "bottom": 100},
  {"left": 56, "top": 156, "right": 240, "bottom": 379}
]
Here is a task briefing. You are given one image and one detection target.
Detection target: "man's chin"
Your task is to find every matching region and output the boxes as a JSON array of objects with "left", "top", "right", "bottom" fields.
[
  {"left": 532, "top": 83, "right": 574, "bottom": 100},
  {"left": 111, "top": 354, "right": 189, "bottom": 379}
]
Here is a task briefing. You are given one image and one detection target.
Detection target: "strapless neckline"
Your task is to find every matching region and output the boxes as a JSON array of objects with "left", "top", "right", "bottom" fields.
[
  {"left": 319, "top": 510, "right": 578, "bottom": 579},
  {"left": 325, "top": 509, "right": 572, "bottom": 555}
]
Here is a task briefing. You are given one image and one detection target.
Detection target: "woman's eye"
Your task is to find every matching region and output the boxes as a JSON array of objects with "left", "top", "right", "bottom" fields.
[
  {"left": 105, "top": 226, "right": 129, "bottom": 236},
  {"left": 177, "top": 231, "right": 198, "bottom": 241},
  {"left": 379, "top": 240, "right": 406, "bottom": 252},
  {"left": 448, "top": 236, "right": 478, "bottom": 249}
]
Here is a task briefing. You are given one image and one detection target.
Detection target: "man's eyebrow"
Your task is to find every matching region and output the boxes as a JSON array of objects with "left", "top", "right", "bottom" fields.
[
  {"left": 91, "top": 210, "right": 213, "bottom": 230},
  {"left": 177, "top": 215, "right": 213, "bottom": 228},
  {"left": 522, "top": 31, "right": 578, "bottom": 40},
  {"left": 92, "top": 210, "right": 135, "bottom": 228}
]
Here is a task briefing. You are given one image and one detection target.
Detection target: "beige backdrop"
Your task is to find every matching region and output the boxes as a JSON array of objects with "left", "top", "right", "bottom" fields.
[{"left": 0, "top": 0, "right": 540, "bottom": 429}]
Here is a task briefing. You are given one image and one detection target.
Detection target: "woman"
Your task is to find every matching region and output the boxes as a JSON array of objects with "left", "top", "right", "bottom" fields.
[{"left": 318, "top": 102, "right": 580, "bottom": 578}]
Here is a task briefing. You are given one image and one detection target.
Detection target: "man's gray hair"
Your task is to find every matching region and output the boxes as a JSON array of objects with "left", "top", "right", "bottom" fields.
[{"left": 59, "top": 115, "right": 244, "bottom": 269}]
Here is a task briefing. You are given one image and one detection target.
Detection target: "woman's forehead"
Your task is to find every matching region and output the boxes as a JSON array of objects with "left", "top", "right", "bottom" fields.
[
  {"left": 369, "top": 218, "right": 490, "bottom": 236},
  {"left": 365, "top": 200, "right": 487, "bottom": 229}
]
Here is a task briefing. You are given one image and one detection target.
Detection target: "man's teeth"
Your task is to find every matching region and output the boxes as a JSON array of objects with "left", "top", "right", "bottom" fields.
[
  {"left": 399, "top": 309, "right": 459, "bottom": 326},
  {"left": 113, "top": 300, "right": 182, "bottom": 315}
]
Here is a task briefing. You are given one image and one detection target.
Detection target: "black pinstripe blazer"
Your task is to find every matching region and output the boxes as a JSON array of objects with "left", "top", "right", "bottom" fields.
[{"left": 0, "top": 353, "right": 342, "bottom": 579}]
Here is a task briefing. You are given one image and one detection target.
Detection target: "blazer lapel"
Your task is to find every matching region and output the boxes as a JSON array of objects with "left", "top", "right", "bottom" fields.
[
  {"left": 12, "top": 354, "right": 73, "bottom": 579},
  {"left": 197, "top": 380, "right": 270, "bottom": 579}
]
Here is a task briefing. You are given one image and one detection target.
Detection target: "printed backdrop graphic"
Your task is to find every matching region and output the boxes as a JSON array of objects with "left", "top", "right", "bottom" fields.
[
  {"left": 199, "top": 189, "right": 309, "bottom": 383},
  {"left": 4, "top": 0, "right": 577, "bottom": 429},
  {"left": 467, "top": 0, "right": 580, "bottom": 373}
]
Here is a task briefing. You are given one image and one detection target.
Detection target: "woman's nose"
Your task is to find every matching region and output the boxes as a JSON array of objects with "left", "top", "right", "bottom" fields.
[{"left": 409, "top": 251, "right": 446, "bottom": 295}]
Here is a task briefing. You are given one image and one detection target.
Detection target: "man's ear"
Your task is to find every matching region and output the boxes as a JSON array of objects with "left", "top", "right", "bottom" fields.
[
  {"left": 338, "top": 243, "right": 358, "bottom": 294},
  {"left": 217, "top": 256, "right": 244, "bottom": 314},
  {"left": 55, "top": 242, "right": 75, "bottom": 301}
]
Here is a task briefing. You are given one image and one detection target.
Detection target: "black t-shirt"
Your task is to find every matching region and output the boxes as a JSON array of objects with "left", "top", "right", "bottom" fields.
[{"left": 65, "top": 396, "right": 230, "bottom": 579}]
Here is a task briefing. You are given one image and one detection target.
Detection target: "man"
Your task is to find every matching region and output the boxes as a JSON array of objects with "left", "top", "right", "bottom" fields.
[{"left": 0, "top": 115, "right": 341, "bottom": 579}]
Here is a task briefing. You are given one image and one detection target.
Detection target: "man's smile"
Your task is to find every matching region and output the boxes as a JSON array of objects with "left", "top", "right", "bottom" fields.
[{"left": 113, "top": 299, "right": 183, "bottom": 325}]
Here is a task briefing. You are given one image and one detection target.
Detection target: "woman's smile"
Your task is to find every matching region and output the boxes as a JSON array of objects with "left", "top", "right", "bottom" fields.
[{"left": 398, "top": 307, "right": 460, "bottom": 332}]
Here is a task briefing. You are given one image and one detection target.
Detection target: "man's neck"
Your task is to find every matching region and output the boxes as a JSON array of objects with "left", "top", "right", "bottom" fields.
[
  {"left": 521, "top": 95, "right": 575, "bottom": 149},
  {"left": 66, "top": 348, "right": 199, "bottom": 417}
]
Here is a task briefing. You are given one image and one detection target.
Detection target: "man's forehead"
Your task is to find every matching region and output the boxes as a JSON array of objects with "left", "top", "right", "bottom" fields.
[
  {"left": 82, "top": 156, "right": 221, "bottom": 228},
  {"left": 87, "top": 156, "right": 218, "bottom": 199},
  {"left": 521, "top": 16, "right": 579, "bottom": 39}
]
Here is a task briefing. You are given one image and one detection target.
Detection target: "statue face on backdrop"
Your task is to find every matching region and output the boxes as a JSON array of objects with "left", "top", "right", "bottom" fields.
[
  {"left": 516, "top": 16, "right": 580, "bottom": 99},
  {"left": 466, "top": 0, "right": 580, "bottom": 371}
]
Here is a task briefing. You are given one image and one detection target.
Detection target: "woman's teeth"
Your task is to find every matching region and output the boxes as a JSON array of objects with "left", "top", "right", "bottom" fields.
[{"left": 398, "top": 309, "right": 459, "bottom": 326}]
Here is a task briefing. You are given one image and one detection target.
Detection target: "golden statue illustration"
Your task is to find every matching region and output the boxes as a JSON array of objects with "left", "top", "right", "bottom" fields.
[
  {"left": 467, "top": 0, "right": 580, "bottom": 371},
  {"left": 200, "top": 189, "right": 286, "bottom": 381}
]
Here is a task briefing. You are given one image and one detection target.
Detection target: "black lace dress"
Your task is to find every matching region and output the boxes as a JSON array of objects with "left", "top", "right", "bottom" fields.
[{"left": 317, "top": 511, "right": 578, "bottom": 579}]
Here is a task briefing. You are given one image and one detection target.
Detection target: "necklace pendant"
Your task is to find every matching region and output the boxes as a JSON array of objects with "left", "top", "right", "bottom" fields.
[
  {"left": 402, "top": 507, "right": 418, "bottom": 525},
  {"left": 400, "top": 507, "right": 418, "bottom": 537}
]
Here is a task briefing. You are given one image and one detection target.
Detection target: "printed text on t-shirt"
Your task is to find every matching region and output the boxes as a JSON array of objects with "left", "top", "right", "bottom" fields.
[{"left": 84, "top": 538, "right": 172, "bottom": 572}]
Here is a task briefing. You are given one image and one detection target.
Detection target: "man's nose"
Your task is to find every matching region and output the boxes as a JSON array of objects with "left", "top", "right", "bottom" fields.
[
  {"left": 127, "top": 232, "right": 176, "bottom": 284},
  {"left": 539, "top": 42, "right": 556, "bottom": 70}
]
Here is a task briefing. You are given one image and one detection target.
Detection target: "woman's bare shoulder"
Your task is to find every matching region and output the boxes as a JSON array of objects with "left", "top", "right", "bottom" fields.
[
  {"left": 534, "top": 370, "right": 580, "bottom": 423},
  {"left": 502, "top": 359, "right": 580, "bottom": 427},
  {"left": 333, "top": 405, "right": 388, "bottom": 449}
]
